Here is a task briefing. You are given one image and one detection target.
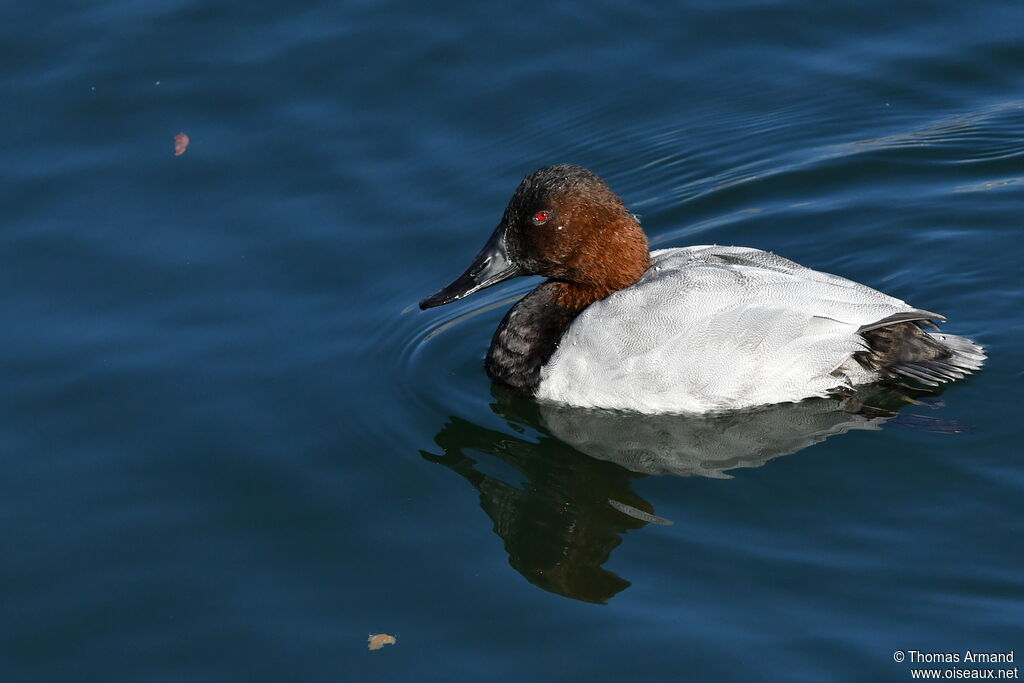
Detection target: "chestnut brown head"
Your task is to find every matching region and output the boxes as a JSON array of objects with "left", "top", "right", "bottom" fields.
[{"left": 420, "top": 165, "right": 650, "bottom": 310}]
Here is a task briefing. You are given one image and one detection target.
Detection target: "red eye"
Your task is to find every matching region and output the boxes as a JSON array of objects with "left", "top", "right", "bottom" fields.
[{"left": 533, "top": 210, "right": 551, "bottom": 223}]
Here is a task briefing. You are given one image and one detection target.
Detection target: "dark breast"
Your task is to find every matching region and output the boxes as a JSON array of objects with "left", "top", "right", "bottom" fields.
[{"left": 485, "top": 283, "right": 578, "bottom": 396}]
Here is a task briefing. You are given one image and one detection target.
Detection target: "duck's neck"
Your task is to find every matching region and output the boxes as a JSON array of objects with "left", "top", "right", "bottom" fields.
[
  {"left": 487, "top": 220, "right": 651, "bottom": 395},
  {"left": 485, "top": 283, "right": 581, "bottom": 396}
]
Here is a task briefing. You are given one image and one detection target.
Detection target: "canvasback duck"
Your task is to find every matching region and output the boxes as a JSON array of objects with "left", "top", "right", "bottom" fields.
[{"left": 420, "top": 164, "right": 985, "bottom": 414}]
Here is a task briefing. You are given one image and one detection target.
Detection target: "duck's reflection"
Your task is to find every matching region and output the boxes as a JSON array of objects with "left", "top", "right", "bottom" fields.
[{"left": 422, "top": 386, "right": 943, "bottom": 603}]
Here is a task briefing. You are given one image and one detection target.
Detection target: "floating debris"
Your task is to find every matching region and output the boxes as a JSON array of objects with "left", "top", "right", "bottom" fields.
[
  {"left": 367, "top": 633, "right": 396, "bottom": 651},
  {"left": 174, "top": 132, "right": 189, "bottom": 157}
]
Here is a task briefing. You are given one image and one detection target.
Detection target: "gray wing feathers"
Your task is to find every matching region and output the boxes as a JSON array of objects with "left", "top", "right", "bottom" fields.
[{"left": 857, "top": 310, "right": 946, "bottom": 333}]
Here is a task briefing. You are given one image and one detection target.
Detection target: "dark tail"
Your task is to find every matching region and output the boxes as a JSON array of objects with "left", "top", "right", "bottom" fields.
[
  {"left": 855, "top": 314, "right": 986, "bottom": 387},
  {"left": 890, "top": 332, "right": 986, "bottom": 386}
]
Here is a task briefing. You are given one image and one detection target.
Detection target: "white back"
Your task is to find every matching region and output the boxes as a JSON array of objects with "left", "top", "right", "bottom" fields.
[{"left": 536, "top": 246, "right": 919, "bottom": 413}]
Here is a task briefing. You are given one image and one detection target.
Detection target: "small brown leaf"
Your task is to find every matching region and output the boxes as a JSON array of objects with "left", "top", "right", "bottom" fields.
[
  {"left": 367, "top": 633, "right": 396, "bottom": 651},
  {"left": 174, "top": 133, "right": 190, "bottom": 157}
]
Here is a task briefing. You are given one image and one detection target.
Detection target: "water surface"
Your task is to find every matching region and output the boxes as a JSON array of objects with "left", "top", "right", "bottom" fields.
[{"left": 2, "top": 1, "right": 1023, "bottom": 681}]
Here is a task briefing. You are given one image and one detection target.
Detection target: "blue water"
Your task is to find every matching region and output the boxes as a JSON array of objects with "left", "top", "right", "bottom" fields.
[{"left": 2, "top": 1, "right": 1023, "bottom": 681}]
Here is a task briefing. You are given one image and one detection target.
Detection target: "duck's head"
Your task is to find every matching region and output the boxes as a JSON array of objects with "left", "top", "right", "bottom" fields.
[{"left": 420, "top": 164, "right": 650, "bottom": 312}]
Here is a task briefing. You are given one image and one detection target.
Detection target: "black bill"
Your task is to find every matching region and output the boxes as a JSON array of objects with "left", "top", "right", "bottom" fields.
[{"left": 419, "top": 226, "right": 523, "bottom": 309}]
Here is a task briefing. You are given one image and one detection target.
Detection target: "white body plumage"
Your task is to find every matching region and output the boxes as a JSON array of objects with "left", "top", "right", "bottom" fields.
[{"left": 536, "top": 246, "right": 975, "bottom": 414}]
